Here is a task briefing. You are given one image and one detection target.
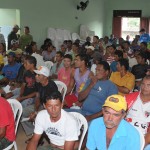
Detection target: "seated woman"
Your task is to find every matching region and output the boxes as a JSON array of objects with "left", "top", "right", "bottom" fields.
[
  {"left": 58, "top": 54, "right": 73, "bottom": 86},
  {"left": 42, "top": 43, "right": 56, "bottom": 62}
]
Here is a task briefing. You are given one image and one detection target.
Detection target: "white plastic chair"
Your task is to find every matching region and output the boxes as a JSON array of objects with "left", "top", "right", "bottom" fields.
[
  {"left": 69, "top": 112, "right": 88, "bottom": 150},
  {"left": 44, "top": 61, "right": 54, "bottom": 70},
  {"left": 54, "top": 81, "right": 67, "bottom": 102},
  {"left": 3, "top": 99, "right": 23, "bottom": 150},
  {"left": 21, "top": 81, "right": 67, "bottom": 123},
  {"left": 137, "top": 129, "right": 145, "bottom": 150},
  {"left": 131, "top": 125, "right": 145, "bottom": 150},
  {"left": 72, "top": 33, "right": 80, "bottom": 42}
]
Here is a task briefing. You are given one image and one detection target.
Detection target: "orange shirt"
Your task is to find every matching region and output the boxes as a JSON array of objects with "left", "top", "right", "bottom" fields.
[{"left": 110, "top": 71, "right": 135, "bottom": 96}]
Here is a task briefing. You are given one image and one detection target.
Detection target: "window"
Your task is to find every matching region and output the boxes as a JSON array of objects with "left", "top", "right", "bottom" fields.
[{"left": 122, "top": 17, "right": 140, "bottom": 41}]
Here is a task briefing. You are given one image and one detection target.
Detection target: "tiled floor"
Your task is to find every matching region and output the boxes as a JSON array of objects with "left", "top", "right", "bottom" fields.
[
  {"left": 16, "top": 124, "right": 49, "bottom": 150},
  {"left": 16, "top": 125, "right": 32, "bottom": 150}
]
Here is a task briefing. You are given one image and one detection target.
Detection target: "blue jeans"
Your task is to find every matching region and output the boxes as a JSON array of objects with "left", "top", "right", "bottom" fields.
[{"left": 21, "top": 98, "right": 34, "bottom": 108}]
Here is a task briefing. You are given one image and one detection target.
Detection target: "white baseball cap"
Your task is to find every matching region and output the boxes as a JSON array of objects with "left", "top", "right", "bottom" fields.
[
  {"left": 85, "top": 45, "right": 95, "bottom": 51},
  {"left": 34, "top": 66, "right": 50, "bottom": 77}
]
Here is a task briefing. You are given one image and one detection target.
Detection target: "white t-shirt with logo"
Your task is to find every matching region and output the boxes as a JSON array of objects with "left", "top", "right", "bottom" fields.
[
  {"left": 34, "top": 109, "right": 79, "bottom": 146},
  {"left": 126, "top": 95, "right": 150, "bottom": 135}
]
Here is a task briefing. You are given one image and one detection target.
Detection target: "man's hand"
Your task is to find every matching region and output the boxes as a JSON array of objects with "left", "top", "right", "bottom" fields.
[
  {"left": 89, "top": 76, "right": 98, "bottom": 87},
  {"left": 29, "top": 112, "right": 37, "bottom": 122},
  {"left": 74, "top": 101, "right": 82, "bottom": 107},
  {"left": 85, "top": 115, "right": 92, "bottom": 122},
  {"left": 16, "top": 96, "right": 24, "bottom": 101}
]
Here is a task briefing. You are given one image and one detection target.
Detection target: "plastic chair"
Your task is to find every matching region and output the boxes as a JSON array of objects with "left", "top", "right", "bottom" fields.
[
  {"left": 3, "top": 99, "right": 23, "bottom": 150},
  {"left": 21, "top": 80, "right": 67, "bottom": 123},
  {"left": 44, "top": 61, "right": 54, "bottom": 70},
  {"left": 131, "top": 125, "right": 145, "bottom": 150},
  {"left": 137, "top": 129, "right": 145, "bottom": 150},
  {"left": 54, "top": 81, "right": 67, "bottom": 102},
  {"left": 72, "top": 33, "right": 80, "bottom": 42},
  {"left": 69, "top": 112, "right": 88, "bottom": 150}
]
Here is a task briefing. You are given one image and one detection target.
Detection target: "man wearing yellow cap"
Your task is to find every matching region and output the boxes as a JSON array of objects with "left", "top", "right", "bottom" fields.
[{"left": 86, "top": 94, "right": 140, "bottom": 150}]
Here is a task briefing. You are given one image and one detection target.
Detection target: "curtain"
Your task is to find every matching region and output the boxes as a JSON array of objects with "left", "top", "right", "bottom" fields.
[
  {"left": 112, "top": 17, "right": 122, "bottom": 38},
  {"left": 140, "top": 17, "right": 149, "bottom": 33}
]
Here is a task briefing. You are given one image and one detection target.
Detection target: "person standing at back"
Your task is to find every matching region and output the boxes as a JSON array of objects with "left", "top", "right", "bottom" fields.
[
  {"left": 19, "top": 26, "right": 33, "bottom": 51},
  {"left": 8, "top": 25, "right": 20, "bottom": 50}
]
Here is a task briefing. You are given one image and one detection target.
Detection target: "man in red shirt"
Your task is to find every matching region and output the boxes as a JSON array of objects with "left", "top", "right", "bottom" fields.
[{"left": 0, "top": 97, "right": 15, "bottom": 149}]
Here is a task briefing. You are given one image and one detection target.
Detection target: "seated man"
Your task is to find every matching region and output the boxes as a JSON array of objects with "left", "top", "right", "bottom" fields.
[
  {"left": 1, "top": 52, "right": 21, "bottom": 85},
  {"left": 86, "top": 94, "right": 140, "bottom": 150},
  {"left": 6, "top": 39, "right": 23, "bottom": 55},
  {"left": 26, "top": 91, "right": 79, "bottom": 150},
  {"left": 50, "top": 51, "right": 64, "bottom": 79},
  {"left": 68, "top": 61, "right": 118, "bottom": 122},
  {"left": 126, "top": 75, "right": 150, "bottom": 150},
  {"left": 21, "top": 66, "right": 58, "bottom": 136},
  {"left": 110, "top": 50, "right": 123, "bottom": 72},
  {"left": 17, "top": 56, "right": 37, "bottom": 108},
  {"left": 0, "top": 97, "right": 15, "bottom": 149},
  {"left": 110, "top": 58, "right": 135, "bottom": 96},
  {"left": 131, "top": 51, "right": 148, "bottom": 91},
  {"left": 65, "top": 54, "right": 94, "bottom": 107}
]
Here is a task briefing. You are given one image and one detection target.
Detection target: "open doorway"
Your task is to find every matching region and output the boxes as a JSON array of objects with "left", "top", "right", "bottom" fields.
[
  {"left": 0, "top": 9, "right": 20, "bottom": 49},
  {"left": 122, "top": 17, "right": 140, "bottom": 41}
]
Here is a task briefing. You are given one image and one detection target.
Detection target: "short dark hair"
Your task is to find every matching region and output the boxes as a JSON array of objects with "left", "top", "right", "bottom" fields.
[
  {"left": 123, "top": 41, "right": 130, "bottom": 46},
  {"left": 56, "top": 51, "right": 64, "bottom": 57},
  {"left": 26, "top": 55, "right": 37, "bottom": 67},
  {"left": 44, "top": 38, "right": 52, "bottom": 45},
  {"left": 140, "top": 28, "right": 145, "bottom": 32},
  {"left": 115, "top": 50, "right": 123, "bottom": 59},
  {"left": 137, "top": 51, "right": 147, "bottom": 62},
  {"left": 24, "top": 26, "right": 30, "bottom": 30},
  {"left": 72, "top": 42, "right": 79, "bottom": 48},
  {"left": 44, "top": 91, "right": 62, "bottom": 104},
  {"left": 67, "top": 40, "right": 72, "bottom": 44},
  {"left": 76, "top": 54, "right": 89, "bottom": 67},
  {"left": 64, "top": 54, "right": 72, "bottom": 61},
  {"left": 141, "top": 42, "right": 147, "bottom": 47},
  {"left": 94, "top": 36, "right": 99, "bottom": 40},
  {"left": 109, "top": 44, "right": 116, "bottom": 50},
  {"left": 118, "top": 58, "right": 129, "bottom": 70},
  {"left": 98, "top": 61, "right": 110, "bottom": 71}
]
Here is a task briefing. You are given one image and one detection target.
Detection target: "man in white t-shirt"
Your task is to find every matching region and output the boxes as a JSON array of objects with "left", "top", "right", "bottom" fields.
[
  {"left": 26, "top": 91, "right": 79, "bottom": 150},
  {"left": 126, "top": 75, "right": 150, "bottom": 149}
]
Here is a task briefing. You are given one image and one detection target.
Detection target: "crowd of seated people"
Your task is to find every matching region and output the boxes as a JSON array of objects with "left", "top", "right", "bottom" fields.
[{"left": 0, "top": 25, "right": 150, "bottom": 149}]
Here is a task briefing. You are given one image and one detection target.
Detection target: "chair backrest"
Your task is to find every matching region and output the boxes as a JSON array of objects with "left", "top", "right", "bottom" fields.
[
  {"left": 44, "top": 61, "right": 54, "bottom": 70},
  {"left": 7, "top": 99, "right": 23, "bottom": 134},
  {"left": 137, "top": 129, "right": 145, "bottom": 150},
  {"left": 3, "top": 99, "right": 23, "bottom": 150},
  {"left": 69, "top": 112, "right": 88, "bottom": 150},
  {"left": 54, "top": 81, "right": 67, "bottom": 101}
]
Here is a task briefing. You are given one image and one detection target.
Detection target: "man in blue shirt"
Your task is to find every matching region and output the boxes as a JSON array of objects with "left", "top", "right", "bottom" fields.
[
  {"left": 86, "top": 94, "right": 140, "bottom": 150},
  {"left": 67, "top": 61, "right": 118, "bottom": 122},
  {"left": 1, "top": 52, "right": 21, "bottom": 84},
  {"left": 139, "top": 28, "right": 150, "bottom": 43}
]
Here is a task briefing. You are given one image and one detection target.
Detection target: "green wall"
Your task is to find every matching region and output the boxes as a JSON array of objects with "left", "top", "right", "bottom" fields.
[
  {"left": 0, "top": 0, "right": 104, "bottom": 47},
  {"left": 0, "top": 9, "right": 19, "bottom": 26},
  {"left": 104, "top": 0, "right": 150, "bottom": 37}
]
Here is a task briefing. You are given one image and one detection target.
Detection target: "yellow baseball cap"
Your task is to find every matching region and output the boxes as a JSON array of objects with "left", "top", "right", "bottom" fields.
[{"left": 103, "top": 95, "right": 127, "bottom": 111}]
